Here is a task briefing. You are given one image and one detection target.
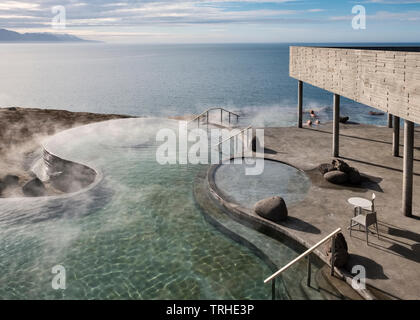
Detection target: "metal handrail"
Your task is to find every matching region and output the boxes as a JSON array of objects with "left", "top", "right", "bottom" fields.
[
  {"left": 264, "top": 228, "right": 341, "bottom": 283},
  {"left": 187, "top": 107, "right": 240, "bottom": 126},
  {"left": 213, "top": 125, "right": 252, "bottom": 148},
  {"left": 265, "top": 228, "right": 341, "bottom": 299}
]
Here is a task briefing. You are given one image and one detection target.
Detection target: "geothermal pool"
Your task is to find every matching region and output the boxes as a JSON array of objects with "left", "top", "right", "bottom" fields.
[
  {"left": 0, "top": 118, "right": 314, "bottom": 299},
  {"left": 214, "top": 159, "right": 311, "bottom": 210}
]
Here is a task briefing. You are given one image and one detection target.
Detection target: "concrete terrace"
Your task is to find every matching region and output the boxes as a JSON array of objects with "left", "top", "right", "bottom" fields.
[
  {"left": 259, "top": 122, "right": 420, "bottom": 300},
  {"left": 291, "top": 46, "right": 420, "bottom": 218}
]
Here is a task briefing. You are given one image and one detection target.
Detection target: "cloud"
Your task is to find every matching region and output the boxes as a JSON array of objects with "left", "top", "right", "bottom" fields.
[
  {"left": 306, "top": 8, "right": 325, "bottom": 13},
  {"left": 362, "top": 0, "right": 420, "bottom": 3},
  {"left": 330, "top": 10, "right": 420, "bottom": 22},
  {"left": 2, "top": 0, "right": 417, "bottom": 43},
  {"left": 0, "top": 1, "right": 41, "bottom": 11},
  {"left": 0, "top": 0, "right": 326, "bottom": 29}
]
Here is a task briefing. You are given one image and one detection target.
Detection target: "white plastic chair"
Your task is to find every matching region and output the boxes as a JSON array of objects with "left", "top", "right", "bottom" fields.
[{"left": 350, "top": 194, "right": 379, "bottom": 244}]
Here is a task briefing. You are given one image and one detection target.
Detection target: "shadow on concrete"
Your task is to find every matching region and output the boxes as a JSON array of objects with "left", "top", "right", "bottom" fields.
[
  {"left": 343, "top": 121, "right": 360, "bottom": 125},
  {"left": 408, "top": 215, "right": 420, "bottom": 221},
  {"left": 387, "top": 243, "right": 420, "bottom": 263},
  {"left": 340, "top": 156, "right": 420, "bottom": 177},
  {"left": 338, "top": 174, "right": 384, "bottom": 193},
  {"left": 354, "top": 223, "right": 420, "bottom": 264},
  {"left": 263, "top": 147, "right": 277, "bottom": 155},
  {"left": 304, "top": 127, "right": 392, "bottom": 146},
  {"left": 345, "top": 254, "right": 388, "bottom": 280},
  {"left": 359, "top": 174, "right": 384, "bottom": 193},
  {"left": 280, "top": 216, "right": 321, "bottom": 234},
  {"left": 396, "top": 155, "right": 420, "bottom": 163},
  {"left": 369, "top": 241, "right": 420, "bottom": 264},
  {"left": 387, "top": 226, "right": 420, "bottom": 243}
]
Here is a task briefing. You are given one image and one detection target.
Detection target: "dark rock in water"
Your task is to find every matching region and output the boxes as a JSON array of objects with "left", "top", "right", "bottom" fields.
[
  {"left": 3, "top": 174, "right": 19, "bottom": 187},
  {"left": 348, "top": 167, "right": 361, "bottom": 185},
  {"left": 254, "top": 196, "right": 288, "bottom": 223},
  {"left": 251, "top": 136, "right": 260, "bottom": 152},
  {"left": 339, "top": 116, "right": 349, "bottom": 123},
  {"left": 7, "top": 107, "right": 17, "bottom": 111},
  {"left": 0, "top": 180, "right": 5, "bottom": 194},
  {"left": 319, "top": 163, "right": 336, "bottom": 175},
  {"left": 332, "top": 158, "right": 351, "bottom": 173},
  {"left": 22, "top": 178, "right": 46, "bottom": 197},
  {"left": 325, "top": 233, "right": 349, "bottom": 268},
  {"left": 324, "top": 171, "right": 348, "bottom": 184}
]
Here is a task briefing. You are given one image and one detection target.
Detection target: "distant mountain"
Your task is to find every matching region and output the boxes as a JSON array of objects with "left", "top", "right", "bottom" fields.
[{"left": 0, "top": 28, "right": 96, "bottom": 42}]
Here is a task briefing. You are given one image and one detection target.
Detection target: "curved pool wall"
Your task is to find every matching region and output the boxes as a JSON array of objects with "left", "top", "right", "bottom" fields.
[
  {"left": 0, "top": 118, "right": 338, "bottom": 299},
  {"left": 208, "top": 159, "right": 325, "bottom": 259},
  {"left": 0, "top": 118, "right": 280, "bottom": 300},
  {"left": 193, "top": 165, "right": 335, "bottom": 300},
  {"left": 213, "top": 159, "right": 311, "bottom": 210}
]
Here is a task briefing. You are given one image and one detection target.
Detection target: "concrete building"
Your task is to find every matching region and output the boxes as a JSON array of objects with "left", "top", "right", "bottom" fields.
[{"left": 290, "top": 46, "right": 420, "bottom": 217}]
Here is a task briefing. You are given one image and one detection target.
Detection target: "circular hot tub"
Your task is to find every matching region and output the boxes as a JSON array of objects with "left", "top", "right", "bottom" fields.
[{"left": 213, "top": 159, "right": 311, "bottom": 209}]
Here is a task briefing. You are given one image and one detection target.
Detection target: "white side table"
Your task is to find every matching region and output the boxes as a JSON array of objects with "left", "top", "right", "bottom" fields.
[{"left": 348, "top": 197, "right": 373, "bottom": 216}]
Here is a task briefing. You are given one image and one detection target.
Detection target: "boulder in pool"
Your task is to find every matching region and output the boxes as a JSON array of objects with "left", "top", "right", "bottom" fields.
[
  {"left": 318, "top": 163, "right": 336, "bottom": 175},
  {"left": 332, "top": 159, "right": 351, "bottom": 173},
  {"left": 22, "top": 178, "right": 46, "bottom": 197},
  {"left": 254, "top": 196, "right": 288, "bottom": 223},
  {"left": 324, "top": 171, "right": 348, "bottom": 185}
]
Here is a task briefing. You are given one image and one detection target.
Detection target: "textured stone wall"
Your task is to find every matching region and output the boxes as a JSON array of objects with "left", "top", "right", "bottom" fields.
[{"left": 290, "top": 46, "right": 420, "bottom": 124}]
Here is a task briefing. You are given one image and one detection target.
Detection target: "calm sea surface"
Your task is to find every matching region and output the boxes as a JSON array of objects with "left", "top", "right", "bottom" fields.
[{"left": 0, "top": 43, "right": 403, "bottom": 127}]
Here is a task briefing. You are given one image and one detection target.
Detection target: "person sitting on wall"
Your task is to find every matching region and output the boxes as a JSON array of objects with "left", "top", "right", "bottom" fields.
[{"left": 310, "top": 110, "right": 317, "bottom": 118}]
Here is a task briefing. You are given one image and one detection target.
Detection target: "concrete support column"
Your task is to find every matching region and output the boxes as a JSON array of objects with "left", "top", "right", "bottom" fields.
[
  {"left": 388, "top": 113, "right": 393, "bottom": 128},
  {"left": 298, "top": 80, "right": 303, "bottom": 128},
  {"left": 393, "top": 116, "right": 400, "bottom": 157},
  {"left": 402, "top": 120, "right": 414, "bottom": 217},
  {"left": 333, "top": 94, "right": 340, "bottom": 158}
]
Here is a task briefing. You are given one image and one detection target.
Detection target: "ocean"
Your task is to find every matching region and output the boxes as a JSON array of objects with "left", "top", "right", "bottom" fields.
[{"left": 0, "top": 43, "right": 397, "bottom": 127}]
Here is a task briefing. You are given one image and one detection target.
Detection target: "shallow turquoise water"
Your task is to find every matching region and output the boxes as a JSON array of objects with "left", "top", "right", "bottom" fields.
[
  {"left": 0, "top": 119, "right": 294, "bottom": 300},
  {"left": 214, "top": 160, "right": 311, "bottom": 209}
]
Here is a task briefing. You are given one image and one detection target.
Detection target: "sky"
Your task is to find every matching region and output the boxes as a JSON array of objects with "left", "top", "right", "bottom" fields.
[{"left": 1, "top": 0, "right": 420, "bottom": 43}]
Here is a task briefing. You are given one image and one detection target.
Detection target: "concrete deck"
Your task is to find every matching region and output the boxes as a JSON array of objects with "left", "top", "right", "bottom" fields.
[{"left": 258, "top": 123, "right": 420, "bottom": 300}]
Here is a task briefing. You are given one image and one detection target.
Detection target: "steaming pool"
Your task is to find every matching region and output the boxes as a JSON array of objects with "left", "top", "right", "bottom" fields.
[
  {"left": 214, "top": 159, "right": 311, "bottom": 210},
  {"left": 0, "top": 118, "right": 318, "bottom": 300}
]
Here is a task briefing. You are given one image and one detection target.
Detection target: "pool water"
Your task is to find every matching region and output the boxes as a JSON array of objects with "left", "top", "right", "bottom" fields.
[
  {"left": 0, "top": 118, "right": 310, "bottom": 299},
  {"left": 214, "top": 159, "right": 311, "bottom": 209}
]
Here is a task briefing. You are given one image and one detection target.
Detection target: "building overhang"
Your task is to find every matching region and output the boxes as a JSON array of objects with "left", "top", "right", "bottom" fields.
[{"left": 290, "top": 46, "right": 420, "bottom": 124}]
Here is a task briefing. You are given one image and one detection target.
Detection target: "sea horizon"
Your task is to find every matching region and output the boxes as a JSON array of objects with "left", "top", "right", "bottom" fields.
[
  {"left": 0, "top": 42, "right": 406, "bottom": 127},
  {"left": 1, "top": 0, "right": 420, "bottom": 305}
]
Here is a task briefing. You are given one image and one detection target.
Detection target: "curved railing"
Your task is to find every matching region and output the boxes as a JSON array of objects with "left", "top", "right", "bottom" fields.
[{"left": 188, "top": 107, "right": 240, "bottom": 128}]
